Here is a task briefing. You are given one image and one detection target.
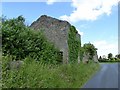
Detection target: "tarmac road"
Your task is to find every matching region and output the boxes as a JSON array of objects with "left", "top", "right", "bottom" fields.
[{"left": 83, "top": 63, "right": 119, "bottom": 88}]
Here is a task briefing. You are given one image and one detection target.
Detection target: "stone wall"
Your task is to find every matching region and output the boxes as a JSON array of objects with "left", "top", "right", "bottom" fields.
[
  {"left": 30, "top": 15, "right": 80, "bottom": 64},
  {"left": 82, "top": 53, "right": 90, "bottom": 64},
  {"left": 93, "top": 51, "right": 99, "bottom": 63},
  {"left": 82, "top": 52, "right": 98, "bottom": 63},
  {"left": 7, "top": 61, "right": 24, "bottom": 70}
]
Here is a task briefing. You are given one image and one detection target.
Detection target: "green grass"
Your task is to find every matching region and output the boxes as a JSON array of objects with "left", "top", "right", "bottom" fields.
[
  {"left": 2, "top": 56, "right": 99, "bottom": 88},
  {"left": 0, "top": 52, "right": 2, "bottom": 89},
  {"left": 2, "top": 16, "right": 100, "bottom": 88}
]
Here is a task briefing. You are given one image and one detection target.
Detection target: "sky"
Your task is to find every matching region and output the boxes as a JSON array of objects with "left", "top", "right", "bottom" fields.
[{"left": 2, "top": 0, "right": 119, "bottom": 57}]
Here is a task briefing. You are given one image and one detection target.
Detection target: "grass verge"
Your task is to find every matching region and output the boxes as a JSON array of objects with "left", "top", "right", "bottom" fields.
[
  {"left": 0, "top": 52, "right": 2, "bottom": 89},
  {"left": 2, "top": 57, "right": 99, "bottom": 88}
]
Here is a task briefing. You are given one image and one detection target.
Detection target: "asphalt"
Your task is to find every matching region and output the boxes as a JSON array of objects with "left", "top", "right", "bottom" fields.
[{"left": 83, "top": 63, "right": 119, "bottom": 88}]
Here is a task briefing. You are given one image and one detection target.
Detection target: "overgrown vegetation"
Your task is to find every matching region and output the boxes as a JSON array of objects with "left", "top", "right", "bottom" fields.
[
  {"left": 2, "top": 16, "right": 62, "bottom": 64},
  {"left": 82, "top": 43, "right": 97, "bottom": 60},
  {"left": 68, "top": 26, "right": 81, "bottom": 63},
  {"left": 1, "top": 16, "right": 99, "bottom": 88},
  {"left": 2, "top": 55, "right": 99, "bottom": 88}
]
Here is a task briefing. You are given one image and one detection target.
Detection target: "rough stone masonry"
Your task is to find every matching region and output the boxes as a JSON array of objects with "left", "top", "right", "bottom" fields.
[{"left": 30, "top": 15, "right": 81, "bottom": 64}]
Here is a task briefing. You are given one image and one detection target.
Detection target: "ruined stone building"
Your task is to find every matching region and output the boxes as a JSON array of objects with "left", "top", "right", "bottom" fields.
[
  {"left": 30, "top": 15, "right": 81, "bottom": 64},
  {"left": 82, "top": 51, "right": 98, "bottom": 64}
]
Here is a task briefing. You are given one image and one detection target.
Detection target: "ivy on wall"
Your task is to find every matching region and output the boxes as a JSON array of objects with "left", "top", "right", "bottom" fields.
[{"left": 68, "top": 26, "right": 81, "bottom": 63}]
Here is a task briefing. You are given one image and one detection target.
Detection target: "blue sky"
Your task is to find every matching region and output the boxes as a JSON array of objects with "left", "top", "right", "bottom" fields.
[{"left": 2, "top": 0, "right": 119, "bottom": 57}]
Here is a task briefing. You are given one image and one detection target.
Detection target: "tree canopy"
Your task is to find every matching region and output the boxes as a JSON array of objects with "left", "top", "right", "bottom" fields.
[
  {"left": 108, "top": 53, "right": 113, "bottom": 59},
  {"left": 82, "top": 42, "right": 97, "bottom": 59}
]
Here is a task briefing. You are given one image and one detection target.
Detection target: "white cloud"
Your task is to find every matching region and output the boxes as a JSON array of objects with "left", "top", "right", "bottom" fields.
[
  {"left": 46, "top": 0, "right": 72, "bottom": 4},
  {"left": 46, "top": 0, "right": 56, "bottom": 5},
  {"left": 76, "top": 28, "right": 83, "bottom": 36},
  {"left": 60, "top": 0, "right": 119, "bottom": 23},
  {"left": 93, "top": 40, "right": 118, "bottom": 57},
  {"left": 2, "top": 0, "right": 63, "bottom": 2}
]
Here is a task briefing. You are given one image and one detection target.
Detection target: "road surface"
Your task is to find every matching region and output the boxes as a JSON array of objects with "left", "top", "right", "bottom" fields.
[{"left": 83, "top": 63, "right": 119, "bottom": 88}]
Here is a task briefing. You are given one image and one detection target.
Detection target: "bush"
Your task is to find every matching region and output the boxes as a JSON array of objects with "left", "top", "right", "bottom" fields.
[{"left": 2, "top": 16, "right": 62, "bottom": 64}]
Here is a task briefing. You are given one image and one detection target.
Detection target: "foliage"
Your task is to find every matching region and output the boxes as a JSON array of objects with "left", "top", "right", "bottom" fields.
[
  {"left": 68, "top": 26, "right": 81, "bottom": 63},
  {"left": 79, "top": 47, "right": 85, "bottom": 61},
  {"left": 99, "top": 53, "right": 120, "bottom": 62},
  {"left": 82, "top": 43, "right": 97, "bottom": 59},
  {"left": 98, "top": 59, "right": 120, "bottom": 62},
  {"left": 99, "top": 56, "right": 102, "bottom": 60},
  {"left": 108, "top": 53, "right": 113, "bottom": 59},
  {"left": 98, "top": 56, "right": 102, "bottom": 62},
  {"left": 115, "top": 54, "right": 120, "bottom": 59},
  {"left": 1, "top": 16, "right": 100, "bottom": 88},
  {"left": 0, "top": 17, "right": 2, "bottom": 51},
  {"left": 2, "top": 56, "right": 99, "bottom": 88},
  {"left": 2, "top": 16, "right": 62, "bottom": 64}
]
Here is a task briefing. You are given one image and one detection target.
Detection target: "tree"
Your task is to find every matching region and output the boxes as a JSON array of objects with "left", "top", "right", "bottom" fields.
[
  {"left": 118, "top": 54, "right": 120, "bottom": 59},
  {"left": 98, "top": 56, "right": 102, "bottom": 61},
  {"left": 83, "top": 42, "right": 97, "bottom": 59},
  {"left": 108, "top": 53, "right": 113, "bottom": 60},
  {"left": 115, "top": 54, "right": 120, "bottom": 59}
]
